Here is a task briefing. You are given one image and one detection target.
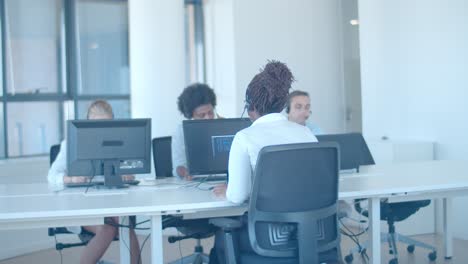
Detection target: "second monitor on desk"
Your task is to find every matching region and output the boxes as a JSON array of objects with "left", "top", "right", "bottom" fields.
[{"left": 183, "top": 118, "right": 251, "bottom": 178}]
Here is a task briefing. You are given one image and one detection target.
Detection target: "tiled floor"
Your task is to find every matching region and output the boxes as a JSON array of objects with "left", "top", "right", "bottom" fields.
[{"left": 0, "top": 233, "right": 466, "bottom": 264}]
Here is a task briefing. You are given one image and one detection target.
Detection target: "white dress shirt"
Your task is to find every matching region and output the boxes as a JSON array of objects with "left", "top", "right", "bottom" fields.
[
  {"left": 48, "top": 140, "right": 104, "bottom": 185},
  {"left": 226, "top": 113, "right": 318, "bottom": 204},
  {"left": 47, "top": 140, "right": 67, "bottom": 186},
  {"left": 47, "top": 140, "right": 81, "bottom": 234}
]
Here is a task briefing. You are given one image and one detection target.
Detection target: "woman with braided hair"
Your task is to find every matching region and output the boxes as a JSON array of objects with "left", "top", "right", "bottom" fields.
[
  {"left": 209, "top": 61, "right": 318, "bottom": 263},
  {"left": 213, "top": 60, "right": 317, "bottom": 203}
]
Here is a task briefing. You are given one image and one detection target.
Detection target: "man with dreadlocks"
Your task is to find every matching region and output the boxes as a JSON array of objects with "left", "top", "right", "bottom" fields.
[{"left": 213, "top": 60, "right": 317, "bottom": 203}]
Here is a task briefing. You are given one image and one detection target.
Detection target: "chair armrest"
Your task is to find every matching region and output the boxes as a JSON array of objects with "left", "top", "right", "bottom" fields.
[{"left": 209, "top": 217, "right": 243, "bottom": 230}]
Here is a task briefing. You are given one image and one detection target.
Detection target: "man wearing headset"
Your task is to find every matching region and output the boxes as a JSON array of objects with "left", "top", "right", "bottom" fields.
[{"left": 285, "top": 90, "right": 323, "bottom": 135}]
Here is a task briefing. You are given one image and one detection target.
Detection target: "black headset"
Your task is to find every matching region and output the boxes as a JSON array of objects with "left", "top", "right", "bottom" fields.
[
  {"left": 285, "top": 104, "right": 291, "bottom": 114},
  {"left": 241, "top": 88, "right": 252, "bottom": 118}
]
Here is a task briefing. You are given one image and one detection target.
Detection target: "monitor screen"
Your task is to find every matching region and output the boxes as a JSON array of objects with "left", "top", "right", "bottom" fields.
[
  {"left": 316, "top": 133, "right": 375, "bottom": 171},
  {"left": 67, "top": 118, "right": 151, "bottom": 181},
  {"left": 183, "top": 118, "right": 252, "bottom": 175}
]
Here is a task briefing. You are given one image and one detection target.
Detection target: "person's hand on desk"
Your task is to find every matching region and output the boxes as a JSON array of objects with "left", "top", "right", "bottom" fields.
[
  {"left": 212, "top": 183, "right": 227, "bottom": 198},
  {"left": 121, "top": 174, "right": 135, "bottom": 181},
  {"left": 176, "top": 166, "right": 193, "bottom": 181},
  {"left": 63, "top": 176, "right": 89, "bottom": 184}
]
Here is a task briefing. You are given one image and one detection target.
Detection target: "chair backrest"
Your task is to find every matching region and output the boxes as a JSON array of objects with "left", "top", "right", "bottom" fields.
[
  {"left": 248, "top": 142, "right": 340, "bottom": 264},
  {"left": 316, "top": 132, "right": 375, "bottom": 171},
  {"left": 50, "top": 144, "right": 61, "bottom": 165},
  {"left": 152, "top": 137, "right": 173, "bottom": 178}
]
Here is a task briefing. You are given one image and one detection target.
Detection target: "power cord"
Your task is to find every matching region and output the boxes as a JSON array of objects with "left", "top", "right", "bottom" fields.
[
  {"left": 106, "top": 217, "right": 132, "bottom": 259},
  {"left": 54, "top": 234, "right": 63, "bottom": 264},
  {"left": 84, "top": 161, "right": 99, "bottom": 194},
  {"left": 180, "top": 175, "right": 223, "bottom": 191},
  {"left": 84, "top": 174, "right": 96, "bottom": 194},
  {"left": 339, "top": 218, "right": 369, "bottom": 263},
  {"left": 137, "top": 233, "right": 151, "bottom": 264},
  {"left": 178, "top": 230, "right": 184, "bottom": 264},
  {"left": 105, "top": 218, "right": 151, "bottom": 230}
]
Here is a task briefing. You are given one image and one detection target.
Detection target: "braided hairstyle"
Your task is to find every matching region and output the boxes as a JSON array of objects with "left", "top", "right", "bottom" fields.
[
  {"left": 177, "top": 83, "right": 217, "bottom": 119},
  {"left": 245, "top": 60, "right": 295, "bottom": 116}
]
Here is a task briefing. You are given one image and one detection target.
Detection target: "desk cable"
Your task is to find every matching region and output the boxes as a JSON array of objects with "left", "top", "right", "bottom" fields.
[
  {"left": 137, "top": 233, "right": 151, "bottom": 264},
  {"left": 177, "top": 229, "right": 184, "bottom": 263},
  {"left": 84, "top": 162, "right": 98, "bottom": 194},
  {"left": 339, "top": 217, "right": 369, "bottom": 263},
  {"left": 339, "top": 199, "right": 371, "bottom": 263},
  {"left": 53, "top": 234, "right": 64, "bottom": 264},
  {"left": 178, "top": 175, "right": 224, "bottom": 191},
  {"left": 106, "top": 217, "right": 151, "bottom": 264}
]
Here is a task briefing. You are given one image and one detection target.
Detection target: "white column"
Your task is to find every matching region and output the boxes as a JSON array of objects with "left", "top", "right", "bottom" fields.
[
  {"left": 203, "top": 0, "right": 238, "bottom": 117},
  {"left": 369, "top": 197, "right": 381, "bottom": 264},
  {"left": 129, "top": 0, "right": 186, "bottom": 138}
]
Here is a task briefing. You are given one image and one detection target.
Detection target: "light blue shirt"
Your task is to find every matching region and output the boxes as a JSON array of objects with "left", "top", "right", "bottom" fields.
[{"left": 306, "top": 121, "right": 323, "bottom": 135}]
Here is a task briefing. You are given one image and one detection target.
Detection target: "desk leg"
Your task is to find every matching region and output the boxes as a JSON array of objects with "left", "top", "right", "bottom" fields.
[
  {"left": 151, "top": 215, "right": 164, "bottom": 264},
  {"left": 369, "top": 198, "right": 381, "bottom": 264},
  {"left": 120, "top": 216, "right": 130, "bottom": 264},
  {"left": 443, "top": 198, "right": 453, "bottom": 259}
]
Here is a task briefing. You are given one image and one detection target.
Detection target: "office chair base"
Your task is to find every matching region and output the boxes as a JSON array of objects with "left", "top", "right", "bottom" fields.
[
  {"left": 345, "top": 232, "right": 437, "bottom": 263},
  {"left": 168, "top": 253, "right": 210, "bottom": 264}
]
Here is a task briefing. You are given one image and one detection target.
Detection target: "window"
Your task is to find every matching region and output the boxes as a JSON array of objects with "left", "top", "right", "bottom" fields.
[{"left": 0, "top": 0, "right": 130, "bottom": 158}]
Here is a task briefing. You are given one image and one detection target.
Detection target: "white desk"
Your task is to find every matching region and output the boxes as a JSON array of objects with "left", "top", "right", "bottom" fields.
[
  {"left": 339, "top": 160, "right": 468, "bottom": 263},
  {"left": 0, "top": 180, "right": 243, "bottom": 264},
  {"left": 1, "top": 160, "right": 468, "bottom": 264}
]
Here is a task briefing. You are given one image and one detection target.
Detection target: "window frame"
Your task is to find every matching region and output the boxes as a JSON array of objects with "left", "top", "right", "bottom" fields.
[{"left": 0, "top": 0, "right": 130, "bottom": 159}]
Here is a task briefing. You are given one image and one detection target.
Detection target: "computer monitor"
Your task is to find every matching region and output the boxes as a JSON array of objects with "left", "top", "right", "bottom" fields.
[
  {"left": 316, "top": 133, "right": 375, "bottom": 171},
  {"left": 183, "top": 118, "right": 252, "bottom": 175},
  {"left": 67, "top": 118, "right": 151, "bottom": 188}
]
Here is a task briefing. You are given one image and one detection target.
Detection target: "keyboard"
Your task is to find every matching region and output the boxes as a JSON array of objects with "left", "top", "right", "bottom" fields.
[
  {"left": 64, "top": 180, "right": 140, "bottom": 188},
  {"left": 192, "top": 175, "right": 227, "bottom": 182}
]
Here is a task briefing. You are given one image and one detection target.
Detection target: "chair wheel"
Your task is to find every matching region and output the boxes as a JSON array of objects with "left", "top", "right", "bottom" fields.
[
  {"left": 344, "top": 254, "right": 353, "bottom": 263},
  {"left": 407, "top": 245, "right": 415, "bottom": 253},
  {"left": 428, "top": 251, "right": 437, "bottom": 261},
  {"left": 389, "top": 258, "right": 398, "bottom": 264}
]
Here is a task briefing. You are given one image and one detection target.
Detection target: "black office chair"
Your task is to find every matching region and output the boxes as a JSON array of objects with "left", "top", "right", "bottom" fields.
[
  {"left": 152, "top": 136, "right": 215, "bottom": 264},
  {"left": 152, "top": 136, "right": 173, "bottom": 178},
  {"left": 316, "top": 133, "right": 437, "bottom": 264},
  {"left": 211, "top": 142, "right": 343, "bottom": 264}
]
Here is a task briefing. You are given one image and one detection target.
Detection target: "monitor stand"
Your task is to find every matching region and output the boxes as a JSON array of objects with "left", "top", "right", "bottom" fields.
[{"left": 103, "top": 160, "right": 128, "bottom": 188}]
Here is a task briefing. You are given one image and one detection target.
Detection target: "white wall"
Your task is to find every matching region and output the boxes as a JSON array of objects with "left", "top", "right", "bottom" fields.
[
  {"left": 205, "top": 0, "right": 346, "bottom": 132},
  {"left": 129, "top": 0, "right": 186, "bottom": 138},
  {"left": 359, "top": 0, "right": 468, "bottom": 239}
]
